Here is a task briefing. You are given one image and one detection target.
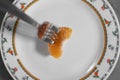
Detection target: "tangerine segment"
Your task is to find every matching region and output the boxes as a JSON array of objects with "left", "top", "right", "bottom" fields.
[{"left": 48, "top": 27, "right": 72, "bottom": 58}]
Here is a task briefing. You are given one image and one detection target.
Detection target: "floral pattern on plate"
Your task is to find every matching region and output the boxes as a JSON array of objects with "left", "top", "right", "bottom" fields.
[{"left": 0, "top": 0, "right": 120, "bottom": 80}]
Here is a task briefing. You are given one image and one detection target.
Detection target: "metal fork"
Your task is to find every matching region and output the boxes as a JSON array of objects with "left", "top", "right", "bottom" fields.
[{"left": 0, "top": 0, "right": 59, "bottom": 44}]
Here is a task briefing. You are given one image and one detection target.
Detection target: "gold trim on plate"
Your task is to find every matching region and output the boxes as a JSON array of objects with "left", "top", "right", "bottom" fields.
[
  {"left": 80, "top": 66, "right": 97, "bottom": 80},
  {"left": 12, "top": 0, "right": 107, "bottom": 80},
  {"left": 17, "top": 59, "right": 40, "bottom": 80},
  {"left": 12, "top": 19, "right": 19, "bottom": 56},
  {"left": 12, "top": 0, "right": 39, "bottom": 56},
  {"left": 80, "top": 0, "right": 107, "bottom": 79},
  {"left": 12, "top": 0, "right": 40, "bottom": 79}
]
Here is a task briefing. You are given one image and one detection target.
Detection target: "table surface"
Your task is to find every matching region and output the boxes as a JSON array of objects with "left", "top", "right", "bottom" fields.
[{"left": 0, "top": 0, "right": 120, "bottom": 80}]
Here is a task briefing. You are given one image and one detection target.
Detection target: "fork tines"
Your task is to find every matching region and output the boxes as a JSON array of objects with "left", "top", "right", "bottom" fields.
[{"left": 41, "top": 22, "right": 59, "bottom": 44}]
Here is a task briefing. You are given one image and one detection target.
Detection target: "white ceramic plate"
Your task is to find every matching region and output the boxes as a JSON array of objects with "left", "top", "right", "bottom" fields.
[{"left": 0, "top": 0, "right": 120, "bottom": 80}]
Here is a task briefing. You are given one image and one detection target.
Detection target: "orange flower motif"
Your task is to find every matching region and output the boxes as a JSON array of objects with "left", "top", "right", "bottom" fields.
[
  {"left": 104, "top": 19, "right": 111, "bottom": 27},
  {"left": 107, "top": 58, "right": 111, "bottom": 63},
  {"left": 105, "top": 19, "right": 109, "bottom": 24},
  {"left": 7, "top": 48, "right": 13, "bottom": 55},
  {"left": 93, "top": 70, "right": 99, "bottom": 78},
  {"left": 13, "top": 67, "right": 18, "bottom": 72},
  {"left": 20, "top": 3, "right": 26, "bottom": 9},
  {"left": 101, "top": 6, "right": 105, "bottom": 10}
]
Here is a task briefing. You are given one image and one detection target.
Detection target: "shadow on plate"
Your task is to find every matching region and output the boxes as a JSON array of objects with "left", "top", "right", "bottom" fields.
[
  {"left": 6, "top": 20, "right": 50, "bottom": 57},
  {"left": 16, "top": 30, "right": 50, "bottom": 57},
  {"left": 35, "top": 38, "right": 50, "bottom": 57}
]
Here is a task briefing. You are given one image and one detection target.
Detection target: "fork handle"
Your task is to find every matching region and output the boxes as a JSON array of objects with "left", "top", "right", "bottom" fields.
[{"left": 0, "top": 0, "right": 39, "bottom": 27}]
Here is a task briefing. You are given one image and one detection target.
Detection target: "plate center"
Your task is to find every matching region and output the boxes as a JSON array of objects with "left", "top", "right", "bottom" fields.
[{"left": 15, "top": 0, "right": 104, "bottom": 80}]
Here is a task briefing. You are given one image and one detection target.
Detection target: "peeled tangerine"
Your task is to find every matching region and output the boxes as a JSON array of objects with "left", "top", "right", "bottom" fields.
[{"left": 48, "top": 27, "right": 72, "bottom": 59}]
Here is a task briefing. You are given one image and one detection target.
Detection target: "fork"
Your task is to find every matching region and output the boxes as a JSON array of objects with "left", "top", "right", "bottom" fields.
[{"left": 0, "top": 0, "right": 59, "bottom": 44}]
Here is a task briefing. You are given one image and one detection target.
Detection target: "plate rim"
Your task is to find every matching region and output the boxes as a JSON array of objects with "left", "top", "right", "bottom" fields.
[{"left": 0, "top": 0, "right": 120, "bottom": 80}]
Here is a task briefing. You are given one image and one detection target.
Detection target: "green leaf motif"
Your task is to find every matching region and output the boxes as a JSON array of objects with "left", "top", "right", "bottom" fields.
[
  {"left": 22, "top": 76, "right": 29, "bottom": 80},
  {"left": 90, "top": 0, "right": 96, "bottom": 2},
  {"left": 112, "top": 28, "right": 118, "bottom": 36},
  {"left": 101, "top": 0, "right": 109, "bottom": 10},
  {"left": 107, "top": 58, "right": 115, "bottom": 66},
  {"left": 108, "top": 45, "right": 114, "bottom": 50},
  {"left": 2, "top": 38, "right": 7, "bottom": 44},
  {"left": 6, "top": 25, "right": 13, "bottom": 31}
]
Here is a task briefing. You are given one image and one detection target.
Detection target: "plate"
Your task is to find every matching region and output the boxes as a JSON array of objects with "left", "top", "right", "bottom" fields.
[{"left": 0, "top": 0, "right": 120, "bottom": 80}]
